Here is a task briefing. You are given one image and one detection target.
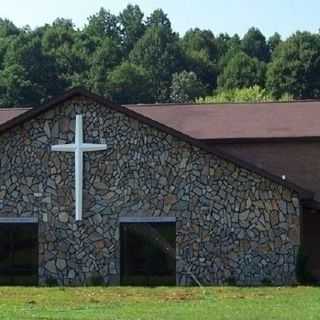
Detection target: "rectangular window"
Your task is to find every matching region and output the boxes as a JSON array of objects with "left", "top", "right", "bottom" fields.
[
  {"left": 0, "top": 223, "right": 38, "bottom": 285},
  {"left": 120, "top": 222, "right": 176, "bottom": 286}
]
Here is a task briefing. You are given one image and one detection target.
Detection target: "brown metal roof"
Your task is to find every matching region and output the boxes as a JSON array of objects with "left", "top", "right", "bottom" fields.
[
  {"left": 4, "top": 101, "right": 320, "bottom": 141},
  {"left": 126, "top": 101, "right": 320, "bottom": 141},
  {"left": 0, "top": 108, "right": 31, "bottom": 125}
]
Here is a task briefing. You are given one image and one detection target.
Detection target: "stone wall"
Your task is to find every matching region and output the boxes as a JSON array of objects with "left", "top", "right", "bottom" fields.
[{"left": 0, "top": 96, "right": 301, "bottom": 285}]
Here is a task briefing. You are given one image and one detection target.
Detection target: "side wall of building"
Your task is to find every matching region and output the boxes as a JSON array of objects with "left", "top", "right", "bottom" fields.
[
  {"left": 215, "top": 141, "right": 320, "bottom": 281},
  {"left": 0, "top": 98, "right": 301, "bottom": 285},
  {"left": 215, "top": 141, "right": 320, "bottom": 201}
]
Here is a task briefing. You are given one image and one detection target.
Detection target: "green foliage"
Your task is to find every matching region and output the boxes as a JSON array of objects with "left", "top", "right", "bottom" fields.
[
  {"left": 0, "top": 18, "right": 20, "bottom": 38},
  {"left": 218, "top": 51, "right": 266, "bottom": 90},
  {"left": 267, "top": 31, "right": 320, "bottom": 99},
  {"left": 215, "top": 33, "right": 239, "bottom": 60},
  {"left": 0, "top": 8, "right": 320, "bottom": 106},
  {"left": 0, "top": 64, "right": 33, "bottom": 105},
  {"left": 170, "top": 71, "right": 206, "bottom": 103},
  {"left": 119, "top": 4, "right": 145, "bottom": 56},
  {"left": 180, "top": 29, "right": 218, "bottom": 89},
  {"left": 197, "top": 85, "right": 292, "bottom": 103},
  {"left": 88, "top": 38, "right": 121, "bottom": 95},
  {"left": 241, "top": 27, "right": 270, "bottom": 61},
  {"left": 146, "top": 9, "right": 172, "bottom": 30},
  {"left": 0, "top": 32, "right": 64, "bottom": 105},
  {"left": 107, "top": 62, "right": 151, "bottom": 104},
  {"left": 41, "top": 19, "right": 88, "bottom": 88},
  {"left": 84, "top": 8, "right": 120, "bottom": 43},
  {"left": 129, "top": 25, "right": 181, "bottom": 102},
  {"left": 268, "top": 32, "right": 282, "bottom": 54}
]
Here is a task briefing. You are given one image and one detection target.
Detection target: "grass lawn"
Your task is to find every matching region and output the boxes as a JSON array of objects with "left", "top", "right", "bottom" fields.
[{"left": 0, "top": 286, "right": 319, "bottom": 319}]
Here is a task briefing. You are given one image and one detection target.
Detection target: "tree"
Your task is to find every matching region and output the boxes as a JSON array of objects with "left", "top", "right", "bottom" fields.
[
  {"left": 3, "top": 6, "right": 320, "bottom": 106},
  {"left": 0, "top": 37, "right": 11, "bottom": 69},
  {"left": 0, "top": 33, "right": 63, "bottom": 105},
  {"left": 216, "top": 35, "right": 241, "bottom": 71},
  {"left": 146, "top": 9, "right": 171, "bottom": 30},
  {"left": 129, "top": 24, "right": 181, "bottom": 102},
  {"left": 107, "top": 62, "right": 151, "bottom": 104},
  {"left": 52, "top": 18, "right": 74, "bottom": 29},
  {"left": 218, "top": 51, "right": 265, "bottom": 89},
  {"left": 119, "top": 4, "right": 145, "bottom": 56},
  {"left": 0, "top": 19, "right": 20, "bottom": 69},
  {"left": 0, "top": 64, "right": 32, "bottom": 105},
  {"left": 180, "top": 29, "right": 217, "bottom": 89},
  {"left": 0, "top": 18, "right": 20, "bottom": 37},
  {"left": 88, "top": 37, "right": 121, "bottom": 95},
  {"left": 42, "top": 19, "right": 91, "bottom": 88},
  {"left": 266, "top": 32, "right": 320, "bottom": 99},
  {"left": 215, "top": 33, "right": 233, "bottom": 60},
  {"left": 241, "top": 27, "right": 270, "bottom": 61},
  {"left": 84, "top": 8, "right": 120, "bottom": 43},
  {"left": 268, "top": 32, "right": 282, "bottom": 54},
  {"left": 170, "top": 71, "right": 206, "bottom": 103},
  {"left": 41, "top": 19, "right": 77, "bottom": 61}
]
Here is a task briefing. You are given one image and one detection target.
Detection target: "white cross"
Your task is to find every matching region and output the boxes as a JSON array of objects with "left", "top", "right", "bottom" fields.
[{"left": 51, "top": 114, "right": 107, "bottom": 221}]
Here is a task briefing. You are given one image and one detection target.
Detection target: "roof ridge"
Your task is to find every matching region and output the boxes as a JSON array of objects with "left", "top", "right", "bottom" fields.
[{"left": 125, "top": 99, "right": 320, "bottom": 107}]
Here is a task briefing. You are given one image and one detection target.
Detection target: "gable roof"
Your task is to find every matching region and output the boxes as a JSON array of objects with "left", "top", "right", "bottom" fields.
[
  {"left": 0, "top": 107, "right": 31, "bottom": 125},
  {"left": 5, "top": 99, "right": 320, "bottom": 142},
  {"left": 0, "top": 87, "right": 313, "bottom": 200},
  {"left": 127, "top": 101, "right": 320, "bottom": 142}
]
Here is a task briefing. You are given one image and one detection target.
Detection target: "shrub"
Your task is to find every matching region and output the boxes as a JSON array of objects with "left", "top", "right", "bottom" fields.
[{"left": 197, "top": 85, "right": 293, "bottom": 103}]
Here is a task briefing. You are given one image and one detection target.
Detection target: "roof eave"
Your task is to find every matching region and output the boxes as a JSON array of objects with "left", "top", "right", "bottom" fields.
[{"left": 202, "top": 137, "right": 320, "bottom": 144}]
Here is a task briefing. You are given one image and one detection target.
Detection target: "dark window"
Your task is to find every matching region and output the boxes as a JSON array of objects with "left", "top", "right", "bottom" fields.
[
  {"left": 0, "top": 223, "right": 38, "bottom": 285},
  {"left": 120, "top": 222, "right": 176, "bottom": 286}
]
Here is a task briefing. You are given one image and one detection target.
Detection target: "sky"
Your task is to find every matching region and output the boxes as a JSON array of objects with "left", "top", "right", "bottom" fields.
[{"left": 0, "top": 0, "right": 319, "bottom": 38}]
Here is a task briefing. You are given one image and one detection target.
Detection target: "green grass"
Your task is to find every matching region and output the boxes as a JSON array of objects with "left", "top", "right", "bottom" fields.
[{"left": 0, "top": 286, "right": 319, "bottom": 319}]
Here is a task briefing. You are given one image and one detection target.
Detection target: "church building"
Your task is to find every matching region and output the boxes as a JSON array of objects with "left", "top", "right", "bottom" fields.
[{"left": 0, "top": 88, "right": 314, "bottom": 286}]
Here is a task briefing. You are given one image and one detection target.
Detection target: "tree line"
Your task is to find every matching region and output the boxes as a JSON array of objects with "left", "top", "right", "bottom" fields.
[{"left": 0, "top": 5, "right": 319, "bottom": 106}]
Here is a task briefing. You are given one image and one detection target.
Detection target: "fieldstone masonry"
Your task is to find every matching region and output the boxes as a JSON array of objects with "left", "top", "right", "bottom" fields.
[{"left": 0, "top": 96, "right": 301, "bottom": 285}]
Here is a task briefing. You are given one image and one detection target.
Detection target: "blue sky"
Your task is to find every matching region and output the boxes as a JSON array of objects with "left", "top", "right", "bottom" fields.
[{"left": 1, "top": 0, "right": 319, "bottom": 38}]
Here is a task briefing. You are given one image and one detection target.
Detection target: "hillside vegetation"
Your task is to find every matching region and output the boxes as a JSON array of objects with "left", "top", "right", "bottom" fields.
[{"left": 0, "top": 6, "right": 319, "bottom": 105}]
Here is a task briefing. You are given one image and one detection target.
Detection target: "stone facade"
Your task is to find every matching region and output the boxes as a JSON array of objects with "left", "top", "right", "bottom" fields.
[{"left": 0, "top": 96, "right": 301, "bottom": 285}]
